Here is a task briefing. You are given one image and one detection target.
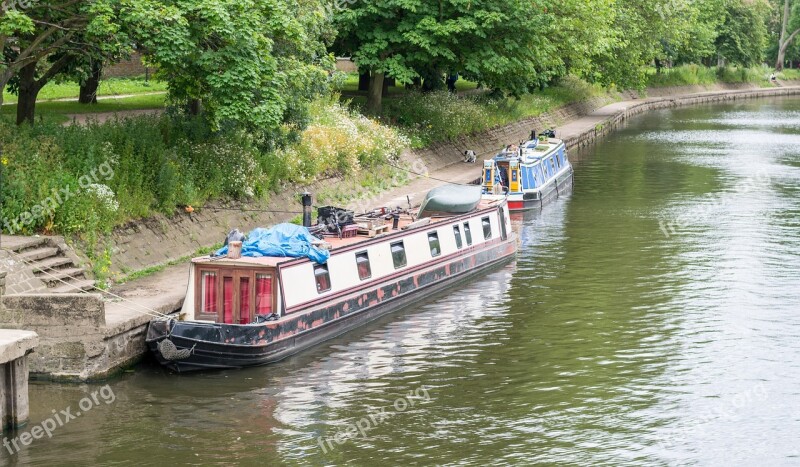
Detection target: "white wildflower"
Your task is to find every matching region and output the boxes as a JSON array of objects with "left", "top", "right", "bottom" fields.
[{"left": 86, "top": 183, "right": 119, "bottom": 212}]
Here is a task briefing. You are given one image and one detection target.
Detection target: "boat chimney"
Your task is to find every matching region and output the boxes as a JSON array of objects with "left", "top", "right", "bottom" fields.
[
  {"left": 301, "top": 191, "right": 313, "bottom": 227},
  {"left": 392, "top": 212, "right": 400, "bottom": 230}
]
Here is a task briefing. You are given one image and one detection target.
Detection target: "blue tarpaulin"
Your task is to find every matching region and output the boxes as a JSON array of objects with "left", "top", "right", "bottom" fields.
[{"left": 214, "top": 224, "right": 330, "bottom": 264}]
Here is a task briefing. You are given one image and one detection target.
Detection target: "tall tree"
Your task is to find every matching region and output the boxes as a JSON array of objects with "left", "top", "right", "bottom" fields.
[
  {"left": 0, "top": 0, "right": 90, "bottom": 107},
  {"left": 716, "top": 0, "right": 770, "bottom": 67},
  {"left": 121, "top": 0, "right": 333, "bottom": 135},
  {"left": 776, "top": 0, "right": 800, "bottom": 70},
  {"left": 333, "top": 0, "right": 558, "bottom": 114},
  {"left": 2, "top": 0, "right": 134, "bottom": 123}
]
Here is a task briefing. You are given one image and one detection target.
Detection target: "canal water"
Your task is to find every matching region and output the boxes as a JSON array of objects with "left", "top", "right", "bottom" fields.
[{"left": 4, "top": 98, "right": 800, "bottom": 466}]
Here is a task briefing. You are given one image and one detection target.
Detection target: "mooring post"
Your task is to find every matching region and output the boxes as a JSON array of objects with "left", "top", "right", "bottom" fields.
[{"left": 0, "top": 271, "right": 39, "bottom": 431}]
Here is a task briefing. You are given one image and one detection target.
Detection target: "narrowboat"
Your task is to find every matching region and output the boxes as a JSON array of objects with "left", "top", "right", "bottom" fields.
[
  {"left": 146, "top": 185, "right": 517, "bottom": 372},
  {"left": 481, "top": 134, "right": 573, "bottom": 211}
]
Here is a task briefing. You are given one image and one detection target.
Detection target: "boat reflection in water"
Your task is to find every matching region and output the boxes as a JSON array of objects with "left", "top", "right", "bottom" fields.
[{"left": 265, "top": 263, "right": 516, "bottom": 460}]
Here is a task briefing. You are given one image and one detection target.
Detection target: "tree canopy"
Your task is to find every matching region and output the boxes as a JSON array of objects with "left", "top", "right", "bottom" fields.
[
  {"left": 333, "top": 0, "right": 561, "bottom": 113},
  {"left": 0, "top": 0, "right": 791, "bottom": 126}
]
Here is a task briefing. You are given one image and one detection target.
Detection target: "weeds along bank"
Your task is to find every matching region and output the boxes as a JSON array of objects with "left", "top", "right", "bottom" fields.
[
  {"left": 646, "top": 64, "right": 797, "bottom": 87},
  {"left": 0, "top": 98, "right": 407, "bottom": 281}
]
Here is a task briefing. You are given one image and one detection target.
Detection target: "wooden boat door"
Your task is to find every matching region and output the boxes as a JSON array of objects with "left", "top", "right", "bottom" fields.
[{"left": 219, "top": 270, "right": 258, "bottom": 324}]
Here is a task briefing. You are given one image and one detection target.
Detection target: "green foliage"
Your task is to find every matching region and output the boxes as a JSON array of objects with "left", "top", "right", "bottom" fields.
[
  {"left": 333, "top": 0, "right": 559, "bottom": 95},
  {"left": 648, "top": 65, "right": 719, "bottom": 87},
  {"left": 385, "top": 76, "right": 607, "bottom": 148},
  {"left": 278, "top": 95, "right": 409, "bottom": 182},
  {"left": 714, "top": 0, "right": 770, "bottom": 67},
  {"left": 119, "top": 0, "right": 334, "bottom": 137},
  {"left": 648, "top": 65, "right": 772, "bottom": 87}
]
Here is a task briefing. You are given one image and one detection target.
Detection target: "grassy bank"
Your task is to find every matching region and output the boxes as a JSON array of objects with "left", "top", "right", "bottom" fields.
[
  {"left": 0, "top": 96, "right": 406, "bottom": 241},
  {"left": 646, "top": 64, "right": 779, "bottom": 87},
  {"left": 2, "top": 66, "right": 787, "bottom": 241}
]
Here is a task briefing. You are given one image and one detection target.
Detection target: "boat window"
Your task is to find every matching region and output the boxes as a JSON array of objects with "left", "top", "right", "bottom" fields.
[
  {"left": 315, "top": 264, "right": 332, "bottom": 293},
  {"left": 428, "top": 231, "right": 441, "bottom": 257},
  {"left": 463, "top": 222, "right": 473, "bottom": 246},
  {"left": 453, "top": 225, "right": 463, "bottom": 249},
  {"left": 554, "top": 155, "right": 560, "bottom": 168},
  {"left": 391, "top": 241, "right": 407, "bottom": 269},
  {"left": 482, "top": 216, "right": 492, "bottom": 240},
  {"left": 200, "top": 271, "right": 218, "bottom": 314},
  {"left": 255, "top": 274, "right": 273, "bottom": 316},
  {"left": 356, "top": 251, "right": 372, "bottom": 280},
  {"left": 499, "top": 208, "right": 508, "bottom": 241}
]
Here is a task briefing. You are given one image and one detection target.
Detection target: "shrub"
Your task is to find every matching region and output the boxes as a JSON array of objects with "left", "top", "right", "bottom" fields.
[
  {"left": 648, "top": 64, "right": 718, "bottom": 87},
  {"left": 279, "top": 97, "right": 409, "bottom": 183}
]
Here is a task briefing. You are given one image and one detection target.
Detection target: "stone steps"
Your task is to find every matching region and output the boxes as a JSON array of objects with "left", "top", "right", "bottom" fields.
[
  {"left": 50, "top": 279, "right": 96, "bottom": 294},
  {"left": 3, "top": 235, "right": 96, "bottom": 294},
  {"left": 31, "top": 256, "right": 74, "bottom": 271},
  {"left": 18, "top": 247, "right": 60, "bottom": 262},
  {"left": 38, "top": 267, "right": 87, "bottom": 285}
]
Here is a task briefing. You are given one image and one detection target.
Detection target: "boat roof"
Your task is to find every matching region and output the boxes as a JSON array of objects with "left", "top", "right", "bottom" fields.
[
  {"left": 493, "top": 138, "right": 564, "bottom": 161},
  {"left": 191, "top": 198, "right": 503, "bottom": 268}
]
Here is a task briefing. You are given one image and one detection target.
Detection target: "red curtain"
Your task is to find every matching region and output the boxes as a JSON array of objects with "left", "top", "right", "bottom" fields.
[
  {"left": 240, "top": 278, "right": 250, "bottom": 324},
  {"left": 202, "top": 273, "right": 217, "bottom": 313},
  {"left": 223, "top": 277, "right": 234, "bottom": 324},
  {"left": 357, "top": 261, "right": 371, "bottom": 280},
  {"left": 256, "top": 275, "right": 272, "bottom": 315}
]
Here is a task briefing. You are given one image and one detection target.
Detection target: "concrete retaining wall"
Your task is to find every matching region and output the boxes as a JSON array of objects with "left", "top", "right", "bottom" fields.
[
  {"left": 562, "top": 87, "right": 800, "bottom": 150},
  {"left": 0, "top": 294, "right": 144, "bottom": 381}
]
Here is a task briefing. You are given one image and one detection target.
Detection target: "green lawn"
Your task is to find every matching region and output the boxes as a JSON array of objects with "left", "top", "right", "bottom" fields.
[
  {"left": 2, "top": 78, "right": 167, "bottom": 104},
  {"left": 0, "top": 93, "right": 167, "bottom": 124}
]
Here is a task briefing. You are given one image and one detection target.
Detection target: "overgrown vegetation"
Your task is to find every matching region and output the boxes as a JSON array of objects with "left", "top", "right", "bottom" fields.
[
  {"left": 383, "top": 76, "right": 609, "bottom": 148},
  {"left": 647, "top": 65, "right": 773, "bottom": 87},
  {"left": 0, "top": 99, "right": 407, "bottom": 239},
  {"left": 278, "top": 96, "right": 408, "bottom": 182}
]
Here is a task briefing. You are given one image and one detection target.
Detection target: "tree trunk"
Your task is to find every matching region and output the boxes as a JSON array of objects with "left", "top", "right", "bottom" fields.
[
  {"left": 358, "top": 71, "right": 370, "bottom": 91},
  {"left": 382, "top": 76, "right": 395, "bottom": 97},
  {"left": 366, "top": 71, "right": 384, "bottom": 115},
  {"left": 16, "top": 62, "right": 41, "bottom": 125},
  {"left": 421, "top": 68, "right": 445, "bottom": 92},
  {"left": 187, "top": 98, "right": 202, "bottom": 116},
  {"left": 79, "top": 62, "right": 102, "bottom": 104},
  {"left": 777, "top": 47, "right": 787, "bottom": 72},
  {"left": 777, "top": 0, "right": 791, "bottom": 71}
]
